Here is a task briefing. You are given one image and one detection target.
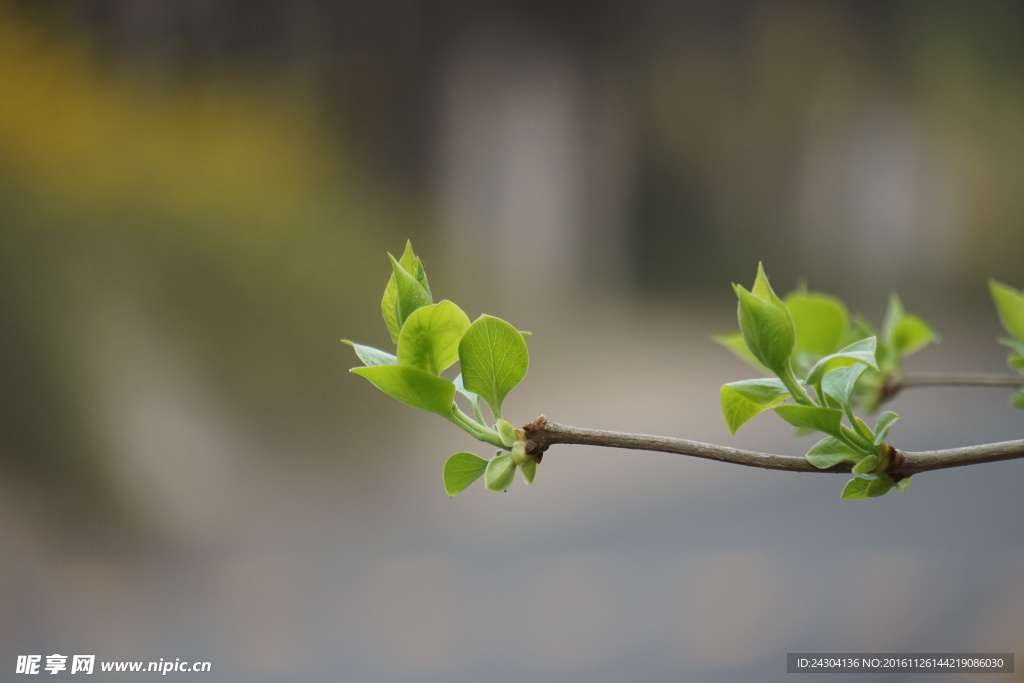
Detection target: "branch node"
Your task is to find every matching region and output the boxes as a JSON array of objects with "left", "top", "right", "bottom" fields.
[{"left": 523, "top": 415, "right": 550, "bottom": 461}]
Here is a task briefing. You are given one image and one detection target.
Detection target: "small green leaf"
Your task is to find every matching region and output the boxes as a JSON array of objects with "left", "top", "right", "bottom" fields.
[
  {"left": 889, "top": 315, "right": 937, "bottom": 357},
  {"left": 495, "top": 419, "right": 518, "bottom": 448},
  {"left": 804, "top": 337, "right": 878, "bottom": 386},
  {"left": 443, "top": 452, "right": 488, "bottom": 496},
  {"left": 821, "top": 364, "right": 868, "bottom": 412},
  {"left": 459, "top": 315, "right": 529, "bottom": 417},
  {"left": 342, "top": 340, "right": 397, "bottom": 367},
  {"left": 734, "top": 265, "right": 796, "bottom": 375},
  {"left": 774, "top": 404, "right": 845, "bottom": 439},
  {"left": 396, "top": 300, "right": 470, "bottom": 375},
  {"left": 843, "top": 474, "right": 895, "bottom": 498},
  {"left": 841, "top": 477, "right": 871, "bottom": 499},
  {"left": 720, "top": 379, "right": 789, "bottom": 434},
  {"left": 786, "top": 291, "right": 850, "bottom": 357},
  {"left": 990, "top": 279, "right": 1024, "bottom": 342},
  {"left": 805, "top": 436, "right": 859, "bottom": 469},
  {"left": 382, "top": 242, "right": 432, "bottom": 343},
  {"left": 520, "top": 459, "right": 537, "bottom": 485},
  {"left": 852, "top": 455, "right": 879, "bottom": 474},
  {"left": 873, "top": 411, "right": 900, "bottom": 445},
  {"left": 1012, "top": 388, "right": 1024, "bottom": 410},
  {"left": 1011, "top": 355, "right": 1024, "bottom": 373},
  {"left": 484, "top": 453, "right": 516, "bottom": 491},
  {"left": 895, "top": 476, "right": 911, "bottom": 492},
  {"left": 867, "top": 476, "right": 895, "bottom": 497},
  {"left": 350, "top": 365, "right": 456, "bottom": 417}
]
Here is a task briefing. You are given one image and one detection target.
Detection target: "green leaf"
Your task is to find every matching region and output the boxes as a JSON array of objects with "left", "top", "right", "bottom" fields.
[
  {"left": 443, "top": 452, "right": 488, "bottom": 496},
  {"left": 381, "top": 248, "right": 433, "bottom": 343},
  {"left": 1012, "top": 388, "right": 1024, "bottom": 410},
  {"left": 720, "top": 379, "right": 789, "bottom": 434},
  {"left": 381, "top": 242, "right": 431, "bottom": 343},
  {"left": 841, "top": 477, "right": 871, "bottom": 499},
  {"left": 873, "top": 411, "right": 900, "bottom": 445},
  {"left": 396, "top": 300, "right": 470, "bottom": 375},
  {"left": 786, "top": 291, "right": 850, "bottom": 357},
  {"left": 881, "top": 293, "right": 937, "bottom": 359},
  {"left": 895, "top": 476, "right": 911, "bottom": 492},
  {"left": 804, "top": 337, "right": 878, "bottom": 386},
  {"left": 805, "top": 436, "right": 859, "bottom": 469},
  {"left": 495, "top": 419, "right": 518, "bottom": 448},
  {"left": 520, "top": 459, "right": 537, "bottom": 485},
  {"left": 484, "top": 453, "right": 516, "bottom": 491},
  {"left": 341, "top": 340, "right": 397, "bottom": 367},
  {"left": 714, "top": 332, "right": 770, "bottom": 372},
  {"left": 867, "top": 476, "right": 895, "bottom": 497},
  {"left": 851, "top": 455, "right": 879, "bottom": 474},
  {"left": 843, "top": 475, "right": 894, "bottom": 498},
  {"left": 889, "top": 314, "right": 937, "bottom": 357},
  {"left": 821, "top": 364, "right": 868, "bottom": 412},
  {"left": 350, "top": 365, "right": 456, "bottom": 417},
  {"left": 990, "top": 279, "right": 1024, "bottom": 342},
  {"left": 733, "top": 264, "right": 795, "bottom": 374},
  {"left": 459, "top": 315, "right": 529, "bottom": 417},
  {"left": 774, "top": 404, "right": 845, "bottom": 439}
]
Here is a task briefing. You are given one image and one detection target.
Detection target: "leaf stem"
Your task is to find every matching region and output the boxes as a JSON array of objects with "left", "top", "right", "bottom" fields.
[
  {"left": 451, "top": 407, "right": 505, "bottom": 448},
  {"left": 522, "top": 416, "right": 1024, "bottom": 476},
  {"left": 779, "top": 362, "right": 815, "bottom": 406}
]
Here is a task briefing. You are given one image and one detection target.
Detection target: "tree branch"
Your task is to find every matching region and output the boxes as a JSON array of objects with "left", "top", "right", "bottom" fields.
[
  {"left": 522, "top": 416, "right": 1024, "bottom": 477},
  {"left": 881, "top": 372, "right": 1023, "bottom": 403}
]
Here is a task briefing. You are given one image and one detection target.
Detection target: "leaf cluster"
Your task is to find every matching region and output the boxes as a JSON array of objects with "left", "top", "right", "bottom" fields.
[
  {"left": 990, "top": 280, "right": 1024, "bottom": 409},
  {"left": 719, "top": 264, "right": 937, "bottom": 498},
  {"left": 344, "top": 242, "right": 534, "bottom": 496}
]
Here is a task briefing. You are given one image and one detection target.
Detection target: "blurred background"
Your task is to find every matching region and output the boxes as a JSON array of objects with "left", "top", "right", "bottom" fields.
[{"left": 2, "top": 1, "right": 1023, "bottom": 680}]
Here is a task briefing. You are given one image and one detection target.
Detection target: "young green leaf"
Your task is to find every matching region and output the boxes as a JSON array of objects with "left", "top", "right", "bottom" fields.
[
  {"left": 867, "top": 476, "right": 895, "bottom": 497},
  {"left": 720, "top": 378, "right": 789, "bottom": 434},
  {"left": 443, "top": 452, "right": 489, "bottom": 496},
  {"left": 851, "top": 454, "right": 879, "bottom": 474},
  {"left": 350, "top": 365, "right": 456, "bottom": 417},
  {"left": 495, "top": 419, "right": 518, "bottom": 448},
  {"left": 895, "top": 476, "right": 911, "bottom": 492},
  {"left": 381, "top": 252, "right": 433, "bottom": 344},
  {"left": 341, "top": 340, "right": 397, "bottom": 367},
  {"left": 821, "top": 364, "right": 868, "bottom": 412},
  {"left": 381, "top": 242, "right": 431, "bottom": 343},
  {"left": 842, "top": 475, "right": 895, "bottom": 499},
  {"left": 733, "top": 264, "right": 796, "bottom": 374},
  {"left": 396, "top": 300, "right": 471, "bottom": 375},
  {"left": 805, "top": 436, "right": 860, "bottom": 469},
  {"left": 1012, "top": 388, "right": 1024, "bottom": 410},
  {"left": 459, "top": 315, "right": 529, "bottom": 417},
  {"left": 990, "top": 280, "right": 1024, "bottom": 342},
  {"left": 841, "top": 477, "right": 871, "bottom": 499},
  {"left": 484, "top": 453, "right": 516, "bottom": 491},
  {"left": 804, "top": 337, "right": 878, "bottom": 386},
  {"left": 873, "top": 411, "right": 900, "bottom": 445},
  {"left": 774, "top": 404, "right": 845, "bottom": 440},
  {"left": 786, "top": 291, "right": 850, "bottom": 357},
  {"left": 882, "top": 293, "right": 937, "bottom": 358},
  {"left": 520, "top": 459, "right": 537, "bottom": 485}
]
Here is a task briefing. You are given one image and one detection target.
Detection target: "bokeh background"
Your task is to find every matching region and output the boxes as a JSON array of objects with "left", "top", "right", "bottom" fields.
[{"left": 2, "top": 1, "right": 1023, "bottom": 681}]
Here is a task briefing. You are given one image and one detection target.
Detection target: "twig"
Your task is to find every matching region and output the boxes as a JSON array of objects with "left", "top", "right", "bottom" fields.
[
  {"left": 881, "top": 372, "right": 1023, "bottom": 402},
  {"left": 523, "top": 416, "right": 1024, "bottom": 477}
]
